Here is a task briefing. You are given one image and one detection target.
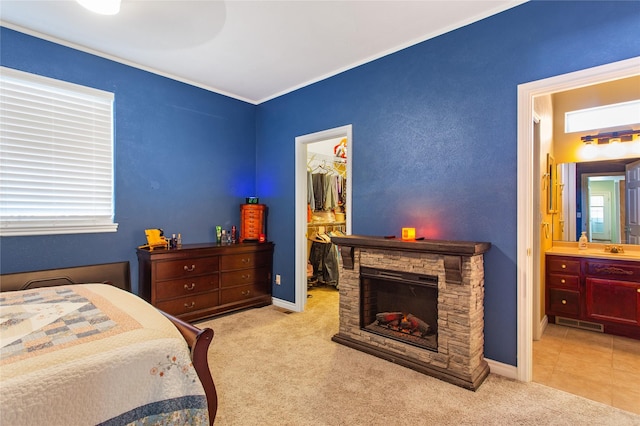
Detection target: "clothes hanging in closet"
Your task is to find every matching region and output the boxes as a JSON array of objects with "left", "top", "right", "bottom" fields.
[
  {"left": 308, "top": 232, "right": 339, "bottom": 288},
  {"left": 309, "top": 173, "right": 343, "bottom": 212}
]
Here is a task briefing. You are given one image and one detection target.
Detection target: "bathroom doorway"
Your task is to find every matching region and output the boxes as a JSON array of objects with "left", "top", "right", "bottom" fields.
[{"left": 517, "top": 57, "right": 640, "bottom": 382}]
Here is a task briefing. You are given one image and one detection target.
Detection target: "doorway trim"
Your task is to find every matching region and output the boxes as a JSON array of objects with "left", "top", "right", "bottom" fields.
[
  {"left": 293, "top": 124, "right": 353, "bottom": 312},
  {"left": 517, "top": 56, "right": 640, "bottom": 381}
]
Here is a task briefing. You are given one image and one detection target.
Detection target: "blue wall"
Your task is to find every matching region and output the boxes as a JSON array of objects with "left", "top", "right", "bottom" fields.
[
  {"left": 256, "top": 1, "right": 640, "bottom": 365},
  {"left": 0, "top": 28, "right": 257, "bottom": 291},
  {"left": 1, "top": 1, "right": 639, "bottom": 367}
]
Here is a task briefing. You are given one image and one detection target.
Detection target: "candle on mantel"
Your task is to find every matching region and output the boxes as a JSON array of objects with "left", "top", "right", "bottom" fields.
[{"left": 401, "top": 227, "right": 416, "bottom": 240}]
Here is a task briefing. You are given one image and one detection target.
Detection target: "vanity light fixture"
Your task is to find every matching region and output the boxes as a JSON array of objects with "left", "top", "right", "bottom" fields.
[
  {"left": 580, "top": 130, "right": 640, "bottom": 160},
  {"left": 76, "top": 0, "right": 121, "bottom": 15},
  {"left": 580, "top": 129, "right": 640, "bottom": 145},
  {"left": 581, "top": 137, "right": 597, "bottom": 160}
]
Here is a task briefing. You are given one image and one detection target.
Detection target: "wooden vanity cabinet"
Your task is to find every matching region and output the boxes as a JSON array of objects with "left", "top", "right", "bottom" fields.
[
  {"left": 138, "top": 242, "right": 274, "bottom": 322},
  {"left": 545, "top": 254, "right": 640, "bottom": 339},
  {"left": 583, "top": 259, "right": 640, "bottom": 328}
]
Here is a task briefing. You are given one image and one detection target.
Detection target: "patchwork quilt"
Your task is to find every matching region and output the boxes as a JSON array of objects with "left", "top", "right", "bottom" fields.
[{"left": 0, "top": 283, "right": 209, "bottom": 425}]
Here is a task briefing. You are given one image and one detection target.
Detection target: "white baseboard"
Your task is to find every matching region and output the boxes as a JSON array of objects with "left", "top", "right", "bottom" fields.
[
  {"left": 540, "top": 315, "right": 548, "bottom": 336},
  {"left": 486, "top": 358, "right": 518, "bottom": 380},
  {"left": 272, "top": 297, "right": 300, "bottom": 312}
]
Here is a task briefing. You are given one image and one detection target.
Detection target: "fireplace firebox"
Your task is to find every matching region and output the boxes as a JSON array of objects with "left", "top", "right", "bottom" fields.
[{"left": 360, "top": 267, "right": 438, "bottom": 351}]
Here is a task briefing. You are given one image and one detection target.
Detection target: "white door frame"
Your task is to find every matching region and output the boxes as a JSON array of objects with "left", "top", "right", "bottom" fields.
[
  {"left": 516, "top": 56, "right": 640, "bottom": 381},
  {"left": 292, "top": 125, "right": 353, "bottom": 312}
]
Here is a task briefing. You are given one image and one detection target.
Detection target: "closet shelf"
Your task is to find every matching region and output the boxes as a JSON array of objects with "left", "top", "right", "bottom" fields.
[{"left": 308, "top": 221, "right": 346, "bottom": 227}]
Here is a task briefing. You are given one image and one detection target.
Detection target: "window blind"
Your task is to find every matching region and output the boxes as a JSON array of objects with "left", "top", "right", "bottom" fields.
[{"left": 0, "top": 66, "right": 117, "bottom": 236}]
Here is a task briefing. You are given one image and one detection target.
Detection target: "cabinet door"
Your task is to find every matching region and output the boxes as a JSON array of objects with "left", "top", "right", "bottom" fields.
[{"left": 585, "top": 278, "right": 640, "bottom": 326}]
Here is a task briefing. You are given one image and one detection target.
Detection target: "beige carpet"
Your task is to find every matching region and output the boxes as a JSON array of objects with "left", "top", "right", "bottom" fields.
[{"left": 197, "top": 287, "right": 640, "bottom": 425}]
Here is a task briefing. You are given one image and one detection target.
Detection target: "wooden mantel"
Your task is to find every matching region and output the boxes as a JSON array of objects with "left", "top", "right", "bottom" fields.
[
  {"left": 332, "top": 235, "right": 491, "bottom": 283},
  {"left": 330, "top": 235, "right": 491, "bottom": 256}
]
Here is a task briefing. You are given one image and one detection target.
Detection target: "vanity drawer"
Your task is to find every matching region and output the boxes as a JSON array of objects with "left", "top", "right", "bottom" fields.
[
  {"left": 547, "top": 288, "right": 580, "bottom": 316},
  {"left": 155, "top": 274, "right": 219, "bottom": 300},
  {"left": 155, "top": 256, "right": 219, "bottom": 280},
  {"left": 585, "top": 260, "right": 640, "bottom": 282},
  {"left": 547, "top": 257, "right": 581, "bottom": 274},
  {"left": 547, "top": 273, "right": 580, "bottom": 290}
]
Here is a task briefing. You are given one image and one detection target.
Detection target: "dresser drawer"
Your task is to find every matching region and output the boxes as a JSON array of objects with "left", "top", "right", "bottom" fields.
[
  {"left": 547, "top": 273, "right": 580, "bottom": 290},
  {"left": 221, "top": 252, "right": 270, "bottom": 270},
  {"left": 221, "top": 267, "right": 270, "bottom": 288},
  {"left": 547, "top": 257, "right": 580, "bottom": 274},
  {"left": 155, "top": 291, "right": 219, "bottom": 317},
  {"left": 242, "top": 211, "right": 263, "bottom": 221},
  {"left": 155, "top": 256, "right": 219, "bottom": 280},
  {"left": 547, "top": 288, "right": 580, "bottom": 316},
  {"left": 220, "top": 283, "right": 269, "bottom": 305},
  {"left": 155, "top": 274, "right": 219, "bottom": 300}
]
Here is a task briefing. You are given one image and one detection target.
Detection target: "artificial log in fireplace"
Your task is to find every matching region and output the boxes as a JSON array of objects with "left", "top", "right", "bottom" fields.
[{"left": 331, "top": 235, "right": 491, "bottom": 391}]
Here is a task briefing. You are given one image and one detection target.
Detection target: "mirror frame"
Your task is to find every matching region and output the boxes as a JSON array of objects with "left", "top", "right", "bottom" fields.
[{"left": 546, "top": 153, "right": 557, "bottom": 213}]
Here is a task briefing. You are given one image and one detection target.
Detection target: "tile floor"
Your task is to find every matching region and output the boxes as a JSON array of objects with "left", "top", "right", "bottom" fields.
[{"left": 533, "top": 323, "right": 640, "bottom": 415}]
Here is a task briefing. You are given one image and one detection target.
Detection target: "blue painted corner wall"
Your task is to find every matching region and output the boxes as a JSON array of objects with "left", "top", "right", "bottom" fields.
[
  {"left": 256, "top": 1, "right": 640, "bottom": 366},
  {"left": 2, "top": 1, "right": 639, "bottom": 367},
  {"left": 0, "top": 27, "right": 257, "bottom": 290}
]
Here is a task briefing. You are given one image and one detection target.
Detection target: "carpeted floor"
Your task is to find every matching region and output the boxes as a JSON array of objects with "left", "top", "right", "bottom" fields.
[{"left": 197, "top": 286, "right": 640, "bottom": 425}]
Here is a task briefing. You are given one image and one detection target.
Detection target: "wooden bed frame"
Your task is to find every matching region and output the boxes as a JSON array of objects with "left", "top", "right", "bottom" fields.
[{"left": 0, "top": 261, "right": 218, "bottom": 424}]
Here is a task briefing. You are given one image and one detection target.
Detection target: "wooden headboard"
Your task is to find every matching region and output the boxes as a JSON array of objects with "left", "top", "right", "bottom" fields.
[{"left": 0, "top": 261, "right": 131, "bottom": 292}]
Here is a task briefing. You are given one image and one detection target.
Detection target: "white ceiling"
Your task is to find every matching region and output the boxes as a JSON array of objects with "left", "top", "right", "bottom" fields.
[{"left": 0, "top": 0, "right": 525, "bottom": 104}]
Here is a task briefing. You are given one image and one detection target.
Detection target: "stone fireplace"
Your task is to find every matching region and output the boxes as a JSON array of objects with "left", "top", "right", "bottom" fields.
[{"left": 331, "top": 235, "right": 491, "bottom": 390}]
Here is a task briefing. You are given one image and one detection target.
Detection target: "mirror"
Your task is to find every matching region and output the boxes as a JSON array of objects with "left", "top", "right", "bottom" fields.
[{"left": 554, "top": 157, "right": 640, "bottom": 244}]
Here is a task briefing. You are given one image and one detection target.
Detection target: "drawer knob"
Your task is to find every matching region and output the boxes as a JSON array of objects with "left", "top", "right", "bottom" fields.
[
  {"left": 561, "top": 264, "right": 566, "bottom": 269},
  {"left": 242, "top": 290, "right": 251, "bottom": 296},
  {"left": 184, "top": 264, "right": 196, "bottom": 272},
  {"left": 184, "top": 283, "right": 196, "bottom": 291},
  {"left": 241, "top": 258, "right": 251, "bottom": 264},
  {"left": 242, "top": 274, "right": 251, "bottom": 280},
  {"left": 184, "top": 301, "right": 196, "bottom": 309},
  {"left": 561, "top": 279, "right": 566, "bottom": 284},
  {"left": 562, "top": 299, "right": 567, "bottom": 305}
]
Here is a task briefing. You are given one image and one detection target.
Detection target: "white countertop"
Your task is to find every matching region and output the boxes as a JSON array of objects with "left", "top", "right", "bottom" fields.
[{"left": 546, "top": 242, "right": 640, "bottom": 261}]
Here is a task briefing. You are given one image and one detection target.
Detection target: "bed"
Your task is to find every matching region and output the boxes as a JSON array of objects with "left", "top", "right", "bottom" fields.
[{"left": 0, "top": 262, "right": 217, "bottom": 425}]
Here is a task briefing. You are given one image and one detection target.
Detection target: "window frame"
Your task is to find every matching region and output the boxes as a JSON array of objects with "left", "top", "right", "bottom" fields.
[{"left": 0, "top": 66, "right": 118, "bottom": 236}]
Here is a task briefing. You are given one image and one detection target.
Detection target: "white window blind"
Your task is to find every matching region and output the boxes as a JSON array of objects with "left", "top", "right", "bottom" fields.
[{"left": 0, "top": 66, "right": 117, "bottom": 236}]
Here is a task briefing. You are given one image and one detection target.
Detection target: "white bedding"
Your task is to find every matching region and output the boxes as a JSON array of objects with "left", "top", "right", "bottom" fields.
[{"left": 0, "top": 284, "right": 209, "bottom": 425}]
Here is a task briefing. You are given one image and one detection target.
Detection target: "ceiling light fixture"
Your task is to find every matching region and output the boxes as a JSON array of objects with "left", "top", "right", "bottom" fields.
[{"left": 76, "top": 0, "right": 121, "bottom": 15}]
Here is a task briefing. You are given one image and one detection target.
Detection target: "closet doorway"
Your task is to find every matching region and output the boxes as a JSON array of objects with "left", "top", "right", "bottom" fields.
[{"left": 294, "top": 125, "right": 352, "bottom": 312}]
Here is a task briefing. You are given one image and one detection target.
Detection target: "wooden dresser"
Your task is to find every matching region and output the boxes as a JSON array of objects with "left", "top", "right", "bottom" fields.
[
  {"left": 137, "top": 242, "right": 274, "bottom": 322},
  {"left": 546, "top": 253, "right": 640, "bottom": 339},
  {"left": 240, "top": 204, "right": 267, "bottom": 242}
]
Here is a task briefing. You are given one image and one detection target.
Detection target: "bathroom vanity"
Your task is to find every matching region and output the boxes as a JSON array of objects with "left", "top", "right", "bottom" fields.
[{"left": 546, "top": 244, "right": 640, "bottom": 340}]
